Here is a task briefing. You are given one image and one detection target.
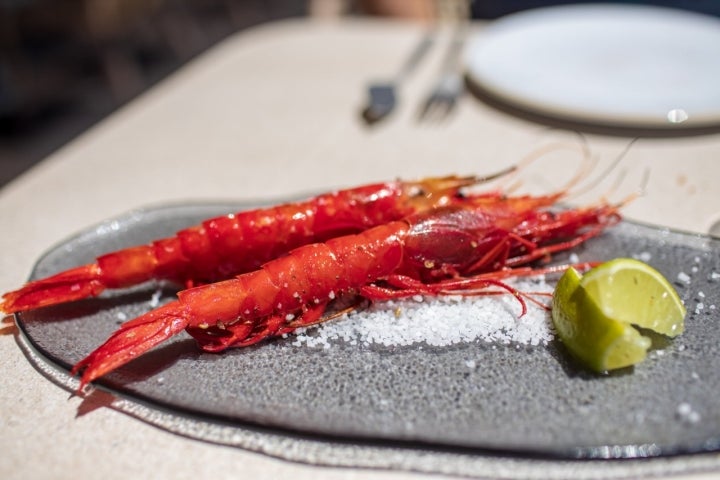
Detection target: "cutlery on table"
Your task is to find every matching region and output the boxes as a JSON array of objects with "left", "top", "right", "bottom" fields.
[
  {"left": 417, "top": 26, "right": 466, "bottom": 123},
  {"left": 361, "top": 31, "right": 435, "bottom": 125}
]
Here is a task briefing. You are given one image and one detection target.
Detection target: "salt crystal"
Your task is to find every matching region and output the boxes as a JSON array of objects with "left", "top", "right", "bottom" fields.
[
  {"left": 116, "top": 311, "right": 127, "bottom": 321},
  {"left": 291, "top": 279, "right": 554, "bottom": 349},
  {"left": 149, "top": 289, "right": 162, "bottom": 308},
  {"left": 637, "top": 252, "right": 652, "bottom": 262},
  {"left": 569, "top": 253, "right": 579, "bottom": 264},
  {"left": 676, "top": 402, "right": 701, "bottom": 424},
  {"left": 677, "top": 402, "right": 692, "bottom": 416},
  {"left": 677, "top": 272, "right": 691, "bottom": 284}
]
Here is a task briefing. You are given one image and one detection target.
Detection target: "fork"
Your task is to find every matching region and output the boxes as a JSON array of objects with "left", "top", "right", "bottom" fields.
[
  {"left": 361, "top": 31, "right": 435, "bottom": 125},
  {"left": 418, "top": 8, "right": 467, "bottom": 121},
  {"left": 417, "top": 28, "right": 466, "bottom": 122}
]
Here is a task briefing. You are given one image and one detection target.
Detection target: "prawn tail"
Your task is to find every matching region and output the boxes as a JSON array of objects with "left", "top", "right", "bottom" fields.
[
  {"left": 70, "top": 301, "right": 188, "bottom": 393},
  {"left": 1, "top": 242, "right": 183, "bottom": 314},
  {"left": 1, "top": 264, "right": 105, "bottom": 314}
]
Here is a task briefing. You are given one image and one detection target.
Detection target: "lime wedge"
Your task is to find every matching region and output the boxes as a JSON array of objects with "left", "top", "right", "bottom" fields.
[
  {"left": 551, "top": 259, "right": 686, "bottom": 372},
  {"left": 580, "top": 258, "right": 685, "bottom": 337}
]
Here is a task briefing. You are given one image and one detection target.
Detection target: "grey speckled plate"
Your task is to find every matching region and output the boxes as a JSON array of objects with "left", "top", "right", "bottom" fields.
[{"left": 13, "top": 202, "right": 720, "bottom": 470}]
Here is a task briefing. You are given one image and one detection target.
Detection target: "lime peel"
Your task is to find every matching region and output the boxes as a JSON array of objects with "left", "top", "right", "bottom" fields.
[{"left": 551, "top": 258, "right": 686, "bottom": 372}]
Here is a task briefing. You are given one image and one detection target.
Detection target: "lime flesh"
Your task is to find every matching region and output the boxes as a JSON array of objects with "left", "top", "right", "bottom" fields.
[
  {"left": 551, "top": 259, "right": 686, "bottom": 372},
  {"left": 580, "top": 258, "right": 685, "bottom": 337}
]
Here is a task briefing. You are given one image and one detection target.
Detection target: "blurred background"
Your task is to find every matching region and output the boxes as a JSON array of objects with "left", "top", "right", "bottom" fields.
[{"left": 1, "top": 0, "right": 718, "bottom": 187}]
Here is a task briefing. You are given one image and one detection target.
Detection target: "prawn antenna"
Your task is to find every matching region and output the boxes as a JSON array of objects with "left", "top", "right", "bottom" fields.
[
  {"left": 568, "top": 137, "right": 639, "bottom": 200},
  {"left": 496, "top": 133, "right": 595, "bottom": 195},
  {"left": 603, "top": 164, "right": 650, "bottom": 209}
]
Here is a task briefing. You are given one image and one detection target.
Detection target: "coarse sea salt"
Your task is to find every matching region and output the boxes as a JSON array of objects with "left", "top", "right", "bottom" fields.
[
  {"left": 676, "top": 402, "right": 701, "bottom": 424},
  {"left": 635, "top": 251, "right": 652, "bottom": 262},
  {"left": 291, "top": 278, "right": 555, "bottom": 349},
  {"left": 149, "top": 289, "right": 163, "bottom": 308}
]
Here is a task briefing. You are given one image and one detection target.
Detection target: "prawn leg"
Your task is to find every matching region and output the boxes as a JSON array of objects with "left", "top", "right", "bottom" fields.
[{"left": 361, "top": 274, "right": 529, "bottom": 315}]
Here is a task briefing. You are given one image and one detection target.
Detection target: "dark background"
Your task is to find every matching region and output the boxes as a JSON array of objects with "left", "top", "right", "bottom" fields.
[
  {"left": 0, "top": 0, "right": 313, "bottom": 187},
  {"left": 2, "top": 0, "right": 718, "bottom": 188}
]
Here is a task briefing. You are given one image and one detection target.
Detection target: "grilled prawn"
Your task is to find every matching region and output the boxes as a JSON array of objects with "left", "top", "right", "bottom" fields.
[
  {"left": 72, "top": 200, "right": 621, "bottom": 390},
  {"left": 2, "top": 173, "right": 522, "bottom": 314}
]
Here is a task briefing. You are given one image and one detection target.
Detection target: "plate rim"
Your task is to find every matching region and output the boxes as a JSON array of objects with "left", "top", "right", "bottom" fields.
[
  {"left": 464, "top": 3, "right": 720, "bottom": 130},
  {"left": 13, "top": 200, "right": 720, "bottom": 462}
]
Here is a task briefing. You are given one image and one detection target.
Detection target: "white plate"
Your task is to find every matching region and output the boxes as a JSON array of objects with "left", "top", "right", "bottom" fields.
[{"left": 465, "top": 4, "right": 720, "bottom": 129}]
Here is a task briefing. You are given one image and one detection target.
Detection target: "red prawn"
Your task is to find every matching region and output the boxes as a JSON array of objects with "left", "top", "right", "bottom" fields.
[
  {"left": 1, "top": 173, "right": 522, "bottom": 314},
  {"left": 71, "top": 200, "right": 621, "bottom": 390}
]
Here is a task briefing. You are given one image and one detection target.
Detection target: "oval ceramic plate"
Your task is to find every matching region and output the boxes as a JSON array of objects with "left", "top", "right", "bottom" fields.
[
  {"left": 12, "top": 202, "right": 720, "bottom": 472},
  {"left": 465, "top": 4, "right": 720, "bottom": 129}
]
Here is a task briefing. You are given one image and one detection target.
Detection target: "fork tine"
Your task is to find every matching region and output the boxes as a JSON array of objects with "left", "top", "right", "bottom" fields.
[
  {"left": 434, "top": 103, "right": 453, "bottom": 122},
  {"left": 417, "top": 70, "right": 463, "bottom": 123},
  {"left": 417, "top": 96, "right": 437, "bottom": 121},
  {"left": 418, "top": 91, "right": 457, "bottom": 122},
  {"left": 419, "top": 101, "right": 440, "bottom": 122}
]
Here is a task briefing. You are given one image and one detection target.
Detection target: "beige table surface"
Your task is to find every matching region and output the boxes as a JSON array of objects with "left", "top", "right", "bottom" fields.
[{"left": 1, "top": 18, "right": 720, "bottom": 480}]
